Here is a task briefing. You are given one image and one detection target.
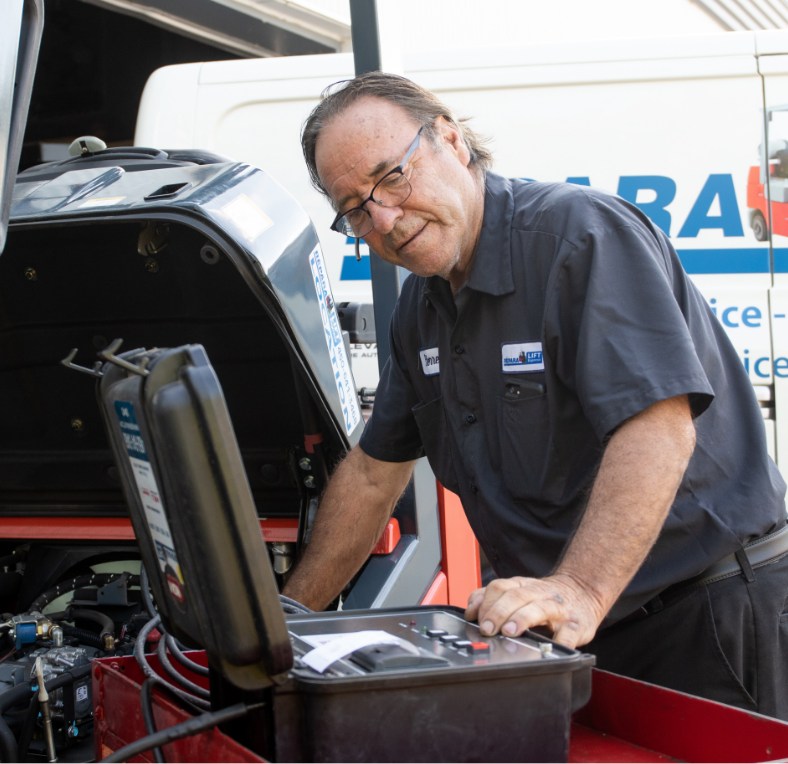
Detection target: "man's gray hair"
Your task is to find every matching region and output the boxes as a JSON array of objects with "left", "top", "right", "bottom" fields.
[{"left": 301, "top": 70, "right": 492, "bottom": 199}]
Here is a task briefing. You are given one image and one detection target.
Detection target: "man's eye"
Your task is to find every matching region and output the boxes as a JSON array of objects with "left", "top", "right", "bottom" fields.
[{"left": 381, "top": 172, "right": 407, "bottom": 189}]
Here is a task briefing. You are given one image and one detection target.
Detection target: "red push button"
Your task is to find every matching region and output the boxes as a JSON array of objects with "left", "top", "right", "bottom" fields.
[{"left": 468, "top": 641, "right": 490, "bottom": 654}]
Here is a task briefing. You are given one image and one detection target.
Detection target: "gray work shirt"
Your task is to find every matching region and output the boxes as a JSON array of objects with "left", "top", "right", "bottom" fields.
[{"left": 360, "top": 172, "right": 787, "bottom": 622}]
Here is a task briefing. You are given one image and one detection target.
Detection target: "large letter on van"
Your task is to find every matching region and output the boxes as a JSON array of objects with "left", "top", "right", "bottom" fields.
[
  {"left": 617, "top": 176, "right": 676, "bottom": 235},
  {"left": 678, "top": 174, "right": 743, "bottom": 238}
]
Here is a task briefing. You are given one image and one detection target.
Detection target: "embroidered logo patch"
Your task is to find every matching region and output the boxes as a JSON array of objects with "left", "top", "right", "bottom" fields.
[
  {"left": 501, "top": 342, "right": 544, "bottom": 373},
  {"left": 420, "top": 347, "right": 440, "bottom": 376}
]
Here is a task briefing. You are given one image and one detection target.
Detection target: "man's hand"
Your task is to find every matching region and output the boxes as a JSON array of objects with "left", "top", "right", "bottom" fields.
[
  {"left": 283, "top": 447, "right": 416, "bottom": 611},
  {"left": 465, "top": 573, "right": 605, "bottom": 648}
]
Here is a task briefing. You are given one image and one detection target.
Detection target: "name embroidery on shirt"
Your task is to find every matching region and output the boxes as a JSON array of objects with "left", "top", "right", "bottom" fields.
[
  {"left": 501, "top": 342, "right": 544, "bottom": 373},
  {"left": 420, "top": 347, "right": 440, "bottom": 376}
]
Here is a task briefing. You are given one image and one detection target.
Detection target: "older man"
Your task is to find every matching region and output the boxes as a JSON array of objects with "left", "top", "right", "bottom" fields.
[{"left": 283, "top": 71, "right": 788, "bottom": 719}]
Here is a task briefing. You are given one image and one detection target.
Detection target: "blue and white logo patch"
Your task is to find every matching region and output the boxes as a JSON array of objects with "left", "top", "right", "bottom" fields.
[
  {"left": 501, "top": 342, "right": 544, "bottom": 373},
  {"left": 420, "top": 347, "right": 440, "bottom": 376}
]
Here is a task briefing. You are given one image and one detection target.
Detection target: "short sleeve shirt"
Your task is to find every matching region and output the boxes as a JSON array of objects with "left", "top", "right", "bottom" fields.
[{"left": 360, "top": 173, "right": 786, "bottom": 622}]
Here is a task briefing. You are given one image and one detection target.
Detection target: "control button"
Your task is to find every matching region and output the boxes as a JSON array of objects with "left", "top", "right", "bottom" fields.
[
  {"left": 454, "top": 640, "right": 473, "bottom": 650},
  {"left": 464, "top": 413, "right": 477, "bottom": 425},
  {"left": 468, "top": 641, "right": 490, "bottom": 654},
  {"left": 426, "top": 628, "right": 447, "bottom": 638},
  {"left": 439, "top": 634, "right": 460, "bottom": 645}
]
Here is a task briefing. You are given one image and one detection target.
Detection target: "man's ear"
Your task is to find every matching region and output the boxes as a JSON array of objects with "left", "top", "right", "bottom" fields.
[{"left": 436, "top": 116, "right": 472, "bottom": 167}]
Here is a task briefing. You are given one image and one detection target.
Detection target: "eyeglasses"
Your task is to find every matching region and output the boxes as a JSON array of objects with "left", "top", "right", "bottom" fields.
[{"left": 330, "top": 126, "right": 423, "bottom": 240}]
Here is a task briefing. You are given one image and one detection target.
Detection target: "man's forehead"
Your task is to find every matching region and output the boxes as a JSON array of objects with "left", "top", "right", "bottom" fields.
[{"left": 317, "top": 98, "right": 418, "bottom": 206}]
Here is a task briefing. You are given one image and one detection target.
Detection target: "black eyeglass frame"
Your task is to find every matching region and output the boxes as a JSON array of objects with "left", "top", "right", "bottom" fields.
[{"left": 329, "top": 126, "right": 424, "bottom": 240}]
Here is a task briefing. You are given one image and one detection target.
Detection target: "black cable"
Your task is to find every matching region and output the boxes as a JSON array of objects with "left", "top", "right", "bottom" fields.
[
  {"left": 15, "top": 694, "right": 37, "bottom": 764},
  {"left": 164, "top": 635, "right": 209, "bottom": 677},
  {"left": 156, "top": 636, "right": 210, "bottom": 700},
  {"left": 140, "top": 678, "right": 165, "bottom": 764},
  {"left": 140, "top": 564, "right": 158, "bottom": 620},
  {"left": 279, "top": 594, "right": 313, "bottom": 615},
  {"left": 0, "top": 683, "right": 35, "bottom": 715},
  {"left": 0, "top": 708, "right": 19, "bottom": 764},
  {"left": 133, "top": 616, "right": 209, "bottom": 712},
  {"left": 61, "top": 625, "right": 104, "bottom": 649},
  {"left": 67, "top": 607, "right": 114, "bottom": 640},
  {"left": 100, "top": 702, "right": 253, "bottom": 763}
]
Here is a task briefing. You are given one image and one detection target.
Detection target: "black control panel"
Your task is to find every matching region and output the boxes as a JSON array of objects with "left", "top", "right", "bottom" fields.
[{"left": 287, "top": 607, "right": 568, "bottom": 677}]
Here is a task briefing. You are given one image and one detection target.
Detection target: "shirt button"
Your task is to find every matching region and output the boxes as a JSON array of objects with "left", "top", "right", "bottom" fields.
[
  {"left": 470, "top": 483, "right": 479, "bottom": 494},
  {"left": 464, "top": 413, "right": 477, "bottom": 425},
  {"left": 454, "top": 344, "right": 465, "bottom": 354}
]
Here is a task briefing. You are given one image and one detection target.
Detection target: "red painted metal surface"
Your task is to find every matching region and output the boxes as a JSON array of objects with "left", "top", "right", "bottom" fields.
[
  {"left": 571, "top": 669, "right": 788, "bottom": 763},
  {"left": 419, "top": 570, "right": 449, "bottom": 605},
  {"left": 436, "top": 484, "right": 482, "bottom": 607},
  {"left": 93, "top": 654, "right": 262, "bottom": 763},
  {"left": 95, "top": 656, "right": 788, "bottom": 763},
  {"left": 0, "top": 516, "right": 405, "bottom": 552},
  {"left": 370, "top": 518, "right": 401, "bottom": 554},
  {"left": 259, "top": 518, "right": 298, "bottom": 543},
  {"left": 0, "top": 516, "right": 137, "bottom": 541},
  {"left": 0, "top": 516, "right": 300, "bottom": 542}
]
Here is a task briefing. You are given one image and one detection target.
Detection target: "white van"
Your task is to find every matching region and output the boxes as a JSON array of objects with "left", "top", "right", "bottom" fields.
[{"left": 135, "top": 31, "right": 788, "bottom": 476}]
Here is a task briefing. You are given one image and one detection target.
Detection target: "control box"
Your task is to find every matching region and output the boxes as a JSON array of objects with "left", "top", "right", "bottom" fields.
[{"left": 274, "top": 606, "right": 594, "bottom": 763}]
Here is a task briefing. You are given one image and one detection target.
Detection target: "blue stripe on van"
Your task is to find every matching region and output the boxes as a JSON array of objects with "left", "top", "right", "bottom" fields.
[
  {"left": 341, "top": 248, "right": 785, "bottom": 281},
  {"left": 676, "top": 249, "right": 770, "bottom": 275}
]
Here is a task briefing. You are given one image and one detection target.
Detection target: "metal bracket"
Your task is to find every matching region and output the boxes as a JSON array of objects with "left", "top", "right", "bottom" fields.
[
  {"left": 60, "top": 347, "right": 103, "bottom": 378},
  {"left": 98, "top": 338, "right": 150, "bottom": 377},
  {"left": 61, "top": 338, "right": 150, "bottom": 378}
]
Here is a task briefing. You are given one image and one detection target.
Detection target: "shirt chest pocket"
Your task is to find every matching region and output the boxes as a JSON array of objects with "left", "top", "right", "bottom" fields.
[{"left": 496, "top": 379, "right": 556, "bottom": 501}]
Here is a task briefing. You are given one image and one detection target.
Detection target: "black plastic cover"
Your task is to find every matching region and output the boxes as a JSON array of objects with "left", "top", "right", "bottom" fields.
[{"left": 98, "top": 343, "right": 293, "bottom": 689}]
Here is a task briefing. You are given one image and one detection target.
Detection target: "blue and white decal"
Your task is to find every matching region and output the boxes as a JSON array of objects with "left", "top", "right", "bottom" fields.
[
  {"left": 309, "top": 244, "right": 362, "bottom": 435},
  {"left": 113, "top": 401, "right": 186, "bottom": 603},
  {"left": 502, "top": 342, "right": 544, "bottom": 373},
  {"left": 420, "top": 347, "right": 440, "bottom": 376}
]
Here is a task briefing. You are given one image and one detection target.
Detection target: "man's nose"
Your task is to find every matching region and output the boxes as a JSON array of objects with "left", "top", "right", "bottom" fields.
[{"left": 367, "top": 203, "right": 402, "bottom": 235}]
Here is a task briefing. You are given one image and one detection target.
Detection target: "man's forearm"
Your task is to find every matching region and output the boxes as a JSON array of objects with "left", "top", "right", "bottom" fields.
[
  {"left": 554, "top": 395, "right": 696, "bottom": 624},
  {"left": 283, "top": 447, "right": 416, "bottom": 610},
  {"left": 466, "top": 394, "right": 697, "bottom": 647}
]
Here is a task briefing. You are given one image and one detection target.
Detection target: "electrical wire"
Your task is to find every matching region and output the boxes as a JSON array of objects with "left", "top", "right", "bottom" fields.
[
  {"left": 0, "top": 707, "right": 20, "bottom": 764},
  {"left": 133, "top": 616, "right": 210, "bottom": 712},
  {"left": 278, "top": 594, "right": 312, "bottom": 615},
  {"left": 100, "top": 702, "right": 254, "bottom": 763},
  {"left": 140, "top": 679, "right": 165, "bottom": 764},
  {"left": 139, "top": 564, "right": 158, "bottom": 620},
  {"left": 156, "top": 637, "right": 210, "bottom": 700},
  {"left": 15, "top": 694, "right": 38, "bottom": 763},
  {"left": 164, "top": 635, "right": 209, "bottom": 677}
]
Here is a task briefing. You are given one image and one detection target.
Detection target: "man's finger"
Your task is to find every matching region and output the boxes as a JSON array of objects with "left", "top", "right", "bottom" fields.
[{"left": 464, "top": 587, "right": 486, "bottom": 617}]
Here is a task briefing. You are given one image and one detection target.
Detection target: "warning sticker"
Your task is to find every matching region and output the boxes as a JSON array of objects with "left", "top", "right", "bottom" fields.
[
  {"left": 309, "top": 244, "right": 361, "bottom": 436},
  {"left": 114, "top": 401, "right": 185, "bottom": 602}
]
